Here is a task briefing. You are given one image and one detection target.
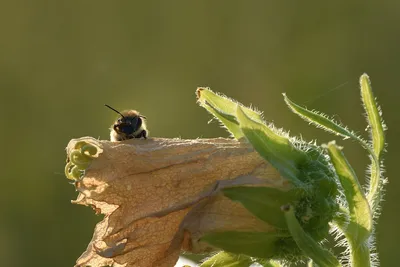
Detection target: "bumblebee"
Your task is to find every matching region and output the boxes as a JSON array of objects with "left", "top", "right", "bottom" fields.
[{"left": 105, "top": 104, "right": 148, "bottom": 141}]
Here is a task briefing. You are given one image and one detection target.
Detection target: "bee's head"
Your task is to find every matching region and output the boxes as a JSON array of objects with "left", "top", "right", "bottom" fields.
[
  {"left": 114, "top": 113, "right": 142, "bottom": 135},
  {"left": 105, "top": 105, "right": 144, "bottom": 135}
]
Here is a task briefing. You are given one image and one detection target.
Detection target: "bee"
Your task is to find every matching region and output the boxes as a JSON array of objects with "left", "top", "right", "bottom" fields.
[{"left": 105, "top": 104, "right": 148, "bottom": 141}]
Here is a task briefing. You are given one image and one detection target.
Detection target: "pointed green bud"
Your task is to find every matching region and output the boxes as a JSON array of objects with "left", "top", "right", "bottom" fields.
[{"left": 196, "top": 87, "right": 264, "bottom": 139}]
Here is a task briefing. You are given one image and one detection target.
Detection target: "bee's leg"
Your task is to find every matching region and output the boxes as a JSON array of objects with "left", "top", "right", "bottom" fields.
[
  {"left": 134, "top": 129, "right": 147, "bottom": 139},
  {"left": 140, "top": 130, "right": 147, "bottom": 139}
]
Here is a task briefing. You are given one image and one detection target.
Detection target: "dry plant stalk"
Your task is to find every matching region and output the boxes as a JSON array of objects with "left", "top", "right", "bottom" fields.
[{"left": 67, "top": 136, "right": 289, "bottom": 267}]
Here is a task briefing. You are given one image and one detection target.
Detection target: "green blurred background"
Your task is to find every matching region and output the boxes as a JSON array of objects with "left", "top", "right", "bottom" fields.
[{"left": 1, "top": 1, "right": 398, "bottom": 267}]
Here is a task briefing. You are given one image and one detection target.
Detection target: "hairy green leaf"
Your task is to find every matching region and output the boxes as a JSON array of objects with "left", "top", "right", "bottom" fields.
[
  {"left": 197, "top": 87, "right": 264, "bottom": 122},
  {"left": 201, "top": 101, "right": 244, "bottom": 138},
  {"left": 196, "top": 87, "right": 263, "bottom": 139},
  {"left": 283, "top": 205, "right": 341, "bottom": 267},
  {"left": 326, "top": 142, "right": 372, "bottom": 242},
  {"left": 360, "top": 74, "right": 386, "bottom": 214},
  {"left": 283, "top": 93, "right": 364, "bottom": 143},
  {"left": 360, "top": 74, "right": 385, "bottom": 158},
  {"left": 236, "top": 105, "right": 306, "bottom": 183}
]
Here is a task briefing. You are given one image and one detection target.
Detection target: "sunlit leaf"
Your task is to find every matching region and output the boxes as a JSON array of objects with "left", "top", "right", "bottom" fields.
[
  {"left": 360, "top": 74, "right": 387, "bottom": 214},
  {"left": 197, "top": 87, "right": 264, "bottom": 139},
  {"left": 197, "top": 87, "right": 264, "bottom": 122},
  {"left": 201, "top": 100, "right": 244, "bottom": 138},
  {"left": 283, "top": 93, "right": 364, "bottom": 143},
  {"left": 236, "top": 105, "right": 307, "bottom": 183},
  {"left": 360, "top": 74, "right": 385, "bottom": 158},
  {"left": 326, "top": 141, "right": 372, "bottom": 242}
]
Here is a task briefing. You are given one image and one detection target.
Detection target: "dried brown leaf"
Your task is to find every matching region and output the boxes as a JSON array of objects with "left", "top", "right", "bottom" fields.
[{"left": 66, "top": 137, "right": 290, "bottom": 267}]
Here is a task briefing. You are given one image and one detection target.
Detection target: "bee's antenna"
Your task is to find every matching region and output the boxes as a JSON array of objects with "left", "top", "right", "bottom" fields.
[{"left": 104, "top": 104, "right": 125, "bottom": 118}]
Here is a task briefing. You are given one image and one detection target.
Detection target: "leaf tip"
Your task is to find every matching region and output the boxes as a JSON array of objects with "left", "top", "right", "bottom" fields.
[
  {"left": 322, "top": 140, "right": 342, "bottom": 150},
  {"left": 196, "top": 87, "right": 209, "bottom": 99},
  {"left": 360, "top": 72, "right": 370, "bottom": 82},
  {"left": 360, "top": 73, "right": 373, "bottom": 92}
]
